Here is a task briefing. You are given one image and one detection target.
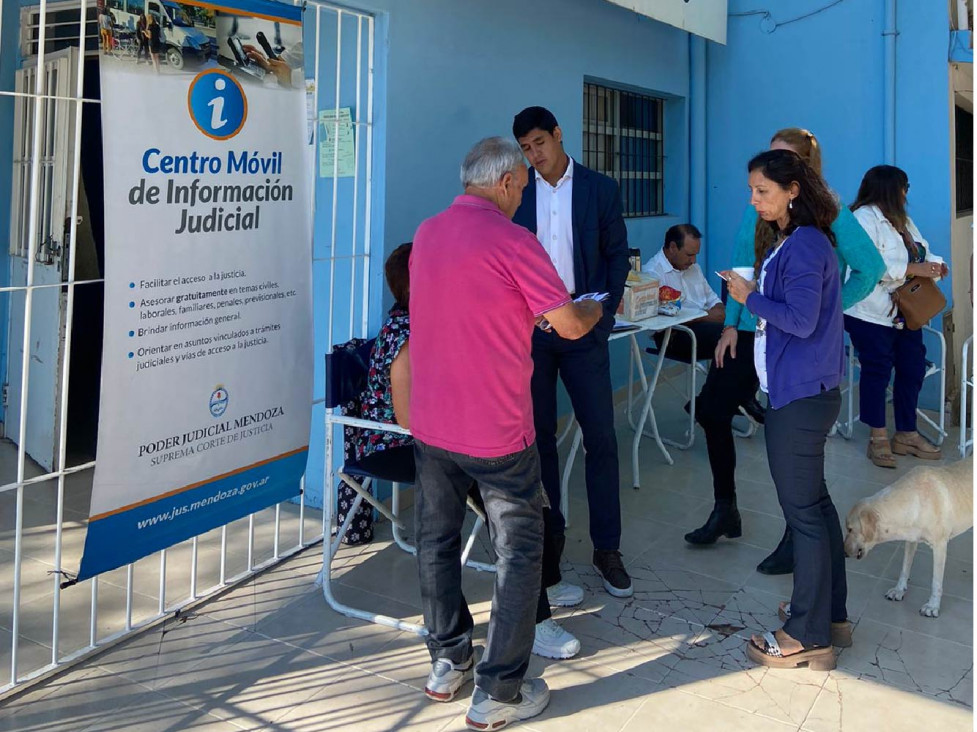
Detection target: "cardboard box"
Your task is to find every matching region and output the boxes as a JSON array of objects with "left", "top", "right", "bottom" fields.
[{"left": 617, "top": 273, "right": 659, "bottom": 320}]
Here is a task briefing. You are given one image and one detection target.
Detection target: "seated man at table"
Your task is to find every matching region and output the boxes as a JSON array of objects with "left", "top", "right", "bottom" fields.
[{"left": 642, "top": 223, "right": 725, "bottom": 361}]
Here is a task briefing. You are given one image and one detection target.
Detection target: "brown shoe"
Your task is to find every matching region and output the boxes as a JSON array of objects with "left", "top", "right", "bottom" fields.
[
  {"left": 867, "top": 436, "right": 897, "bottom": 469},
  {"left": 778, "top": 602, "right": 853, "bottom": 647},
  {"left": 892, "top": 431, "right": 942, "bottom": 460}
]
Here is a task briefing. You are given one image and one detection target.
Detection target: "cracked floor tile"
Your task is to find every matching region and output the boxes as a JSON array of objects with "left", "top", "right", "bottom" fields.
[{"left": 834, "top": 618, "right": 973, "bottom": 707}]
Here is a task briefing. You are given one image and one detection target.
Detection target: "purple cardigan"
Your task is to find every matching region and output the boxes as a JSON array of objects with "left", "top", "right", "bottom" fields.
[{"left": 746, "top": 226, "right": 845, "bottom": 410}]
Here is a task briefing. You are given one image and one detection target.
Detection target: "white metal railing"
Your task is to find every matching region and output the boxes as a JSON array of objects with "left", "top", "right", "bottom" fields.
[
  {"left": 961, "top": 334, "right": 974, "bottom": 457},
  {"left": 833, "top": 326, "right": 948, "bottom": 444},
  {"left": 1, "top": 0, "right": 375, "bottom": 698}
]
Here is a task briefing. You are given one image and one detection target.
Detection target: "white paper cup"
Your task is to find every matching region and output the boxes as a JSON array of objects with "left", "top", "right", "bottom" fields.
[{"left": 732, "top": 266, "right": 755, "bottom": 282}]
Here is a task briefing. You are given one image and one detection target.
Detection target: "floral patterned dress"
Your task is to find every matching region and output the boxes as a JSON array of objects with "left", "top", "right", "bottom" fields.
[
  {"left": 337, "top": 308, "right": 412, "bottom": 544},
  {"left": 353, "top": 307, "right": 412, "bottom": 461}
]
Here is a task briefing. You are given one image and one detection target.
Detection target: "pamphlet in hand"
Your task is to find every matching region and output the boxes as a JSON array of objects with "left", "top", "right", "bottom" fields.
[
  {"left": 538, "top": 292, "right": 610, "bottom": 331},
  {"left": 575, "top": 291, "right": 609, "bottom": 303}
]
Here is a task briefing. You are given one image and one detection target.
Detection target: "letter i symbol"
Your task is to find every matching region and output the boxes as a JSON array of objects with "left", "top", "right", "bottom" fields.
[{"left": 209, "top": 78, "right": 228, "bottom": 130}]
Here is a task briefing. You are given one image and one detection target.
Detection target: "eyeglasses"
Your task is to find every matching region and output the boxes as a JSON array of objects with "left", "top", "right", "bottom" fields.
[{"left": 905, "top": 182, "right": 911, "bottom": 192}]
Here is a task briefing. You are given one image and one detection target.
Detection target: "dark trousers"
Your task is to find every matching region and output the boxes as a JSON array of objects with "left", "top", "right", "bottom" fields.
[
  {"left": 414, "top": 440, "right": 543, "bottom": 702},
  {"left": 467, "top": 484, "right": 559, "bottom": 624},
  {"left": 532, "top": 328, "right": 620, "bottom": 551},
  {"left": 653, "top": 319, "right": 725, "bottom": 364},
  {"left": 695, "top": 331, "right": 759, "bottom": 502},
  {"left": 845, "top": 315, "right": 926, "bottom": 432},
  {"left": 765, "top": 389, "right": 847, "bottom": 647}
]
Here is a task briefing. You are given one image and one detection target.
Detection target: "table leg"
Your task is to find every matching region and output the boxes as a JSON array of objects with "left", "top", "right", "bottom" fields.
[
  {"left": 627, "top": 334, "right": 650, "bottom": 430},
  {"left": 559, "top": 426, "right": 583, "bottom": 527},
  {"left": 631, "top": 328, "right": 674, "bottom": 489},
  {"left": 661, "top": 323, "right": 697, "bottom": 451}
]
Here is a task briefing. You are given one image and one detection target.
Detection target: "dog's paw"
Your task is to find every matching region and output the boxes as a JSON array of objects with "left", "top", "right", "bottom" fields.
[
  {"left": 885, "top": 586, "right": 907, "bottom": 602},
  {"left": 920, "top": 602, "right": 941, "bottom": 618}
]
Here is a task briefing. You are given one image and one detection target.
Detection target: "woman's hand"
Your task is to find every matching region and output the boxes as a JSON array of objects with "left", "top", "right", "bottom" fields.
[
  {"left": 725, "top": 271, "right": 756, "bottom": 305},
  {"left": 715, "top": 327, "right": 738, "bottom": 368},
  {"left": 907, "top": 262, "right": 947, "bottom": 279}
]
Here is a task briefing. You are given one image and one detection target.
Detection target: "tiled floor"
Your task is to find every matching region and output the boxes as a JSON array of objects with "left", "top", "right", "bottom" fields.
[
  {"left": 0, "top": 440, "right": 322, "bottom": 692},
  {"left": 0, "top": 394, "right": 972, "bottom": 731}
]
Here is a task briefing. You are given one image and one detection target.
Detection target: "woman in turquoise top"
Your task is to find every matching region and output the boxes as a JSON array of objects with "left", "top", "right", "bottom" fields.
[{"left": 684, "top": 129, "right": 885, "bottom": 575}]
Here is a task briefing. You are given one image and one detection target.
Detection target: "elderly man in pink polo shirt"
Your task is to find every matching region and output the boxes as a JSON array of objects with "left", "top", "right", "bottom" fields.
[{"left": 410, "top": 136, "right": 602, "bottom": 730}]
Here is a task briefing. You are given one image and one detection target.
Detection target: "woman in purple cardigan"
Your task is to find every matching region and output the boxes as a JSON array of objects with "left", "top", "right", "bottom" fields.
[{"left": 726, "top": 149, "right": 849, "bottom": 671}]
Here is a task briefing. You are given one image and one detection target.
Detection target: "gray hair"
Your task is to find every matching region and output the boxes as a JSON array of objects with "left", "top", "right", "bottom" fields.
[{"left": 460, "top": 137, "right": 525, "bottom": 188}]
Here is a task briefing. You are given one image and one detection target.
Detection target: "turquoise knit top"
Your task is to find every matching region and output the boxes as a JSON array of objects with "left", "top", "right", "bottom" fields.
[{"left": 724, "top": 205, "right": 886, "bottom": 332}]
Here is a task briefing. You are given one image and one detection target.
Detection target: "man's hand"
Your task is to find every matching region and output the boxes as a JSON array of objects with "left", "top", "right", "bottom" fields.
[
  {"left": 715, "top": 327, "right": 738, "bottom": 368},
  {"left": 543, "top": 299, "right": 602, "bottom": 340},
  {"left": 243, "top": 44, "right": 294, "bottom": 87}
]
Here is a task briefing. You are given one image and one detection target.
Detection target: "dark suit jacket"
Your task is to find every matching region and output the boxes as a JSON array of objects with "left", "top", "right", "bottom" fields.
[{"left": 513, "top": 160, "right": 630, "bottom": 336}]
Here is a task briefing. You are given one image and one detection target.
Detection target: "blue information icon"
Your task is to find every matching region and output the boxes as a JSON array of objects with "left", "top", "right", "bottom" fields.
[{"left": 187, "top": 71, "right": 247, "bottom": 140}]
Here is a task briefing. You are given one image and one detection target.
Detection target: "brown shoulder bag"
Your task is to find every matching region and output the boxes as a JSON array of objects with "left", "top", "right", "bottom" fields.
[{"left": 891, "top": 276, "right": 945, "bottom": 330}]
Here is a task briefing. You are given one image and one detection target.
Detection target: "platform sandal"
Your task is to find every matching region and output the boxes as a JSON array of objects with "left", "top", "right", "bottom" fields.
[
  {"left": 867, "top": 435, "right": 897, "bottom": 469},
  {"left": 747, "top": 630, "right": 836, "bottom": 671},
  {"left": 778, "top": 602, "right": 853, "bottom": 648},
  {"left": 892, "top": 431, "right": 942, "bottom": 460}
]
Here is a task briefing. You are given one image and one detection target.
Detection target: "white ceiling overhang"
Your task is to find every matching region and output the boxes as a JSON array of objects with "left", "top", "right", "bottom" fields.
[{"left": 605, "top": 0, "right": 728, "bottom": 44}]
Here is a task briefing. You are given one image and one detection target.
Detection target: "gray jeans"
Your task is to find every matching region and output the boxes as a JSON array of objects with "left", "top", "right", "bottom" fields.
[{"left": 414, "top": 440, "right": 544, "bottom": 702}]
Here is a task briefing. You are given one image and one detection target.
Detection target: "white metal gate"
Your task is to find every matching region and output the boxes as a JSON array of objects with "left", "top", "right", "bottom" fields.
[
  {"left": 6, "top": 47, "right": 76, "bottom": 473},
  {"left": 0, "top": 0, "right": 377, "bottom": 697}
]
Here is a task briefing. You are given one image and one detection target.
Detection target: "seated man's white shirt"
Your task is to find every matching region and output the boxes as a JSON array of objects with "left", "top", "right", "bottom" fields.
[{"left": 642, "top": 248, "right": 721, "bottom": 311}]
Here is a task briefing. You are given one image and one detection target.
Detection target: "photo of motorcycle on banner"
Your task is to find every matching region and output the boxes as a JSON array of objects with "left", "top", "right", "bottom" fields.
[
  {"left": 77, "top": 0, "right": 313, "bottom": 582},
  {"left": 216, "top": 13, "right": 304, "bottom": 89}
]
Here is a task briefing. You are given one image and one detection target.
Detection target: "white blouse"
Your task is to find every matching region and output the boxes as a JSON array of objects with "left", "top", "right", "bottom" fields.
[
  {"left": 754, "top": 239, "right": 787, "bottom": 394},
  {"left": 844, "top": 205, "right": 944, "bottom": 328}
]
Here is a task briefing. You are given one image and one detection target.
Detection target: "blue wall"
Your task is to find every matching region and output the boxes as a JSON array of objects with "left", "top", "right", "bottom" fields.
[
  {"left": 371, "top": 0, "right": 690, "bottom": 263},
  {"left": 703, "top": 0, "right": 953, "bottom": 408},
  {"left": 304, "top": 0, "right": 693, "bottom": 506}
]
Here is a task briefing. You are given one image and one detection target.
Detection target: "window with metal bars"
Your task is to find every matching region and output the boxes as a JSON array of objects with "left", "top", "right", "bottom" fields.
[
  {"left": 21, "top": 1, "right": 101, "bottom": 58},
  {"left": 583, "top": 81, "right": 664, "bottom": 218}
]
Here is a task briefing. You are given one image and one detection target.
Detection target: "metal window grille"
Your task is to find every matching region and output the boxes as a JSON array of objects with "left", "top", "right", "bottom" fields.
[
  {"left": 583, "top": 81, "right": 664, "bottom": 218},
  {"left": 21, "top": 2, "right": 101, "bottom": 58},
  {"left": 1, "top": 0, "right": 376, "bottom": 698},
  {"left": 955, "top": 105, "right": 973, "bottom": 216}
]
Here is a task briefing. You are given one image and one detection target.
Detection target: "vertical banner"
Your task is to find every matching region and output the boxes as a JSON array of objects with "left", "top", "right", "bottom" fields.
[{"left": 79, "top": 0, "right": 311, "bottom": 580}]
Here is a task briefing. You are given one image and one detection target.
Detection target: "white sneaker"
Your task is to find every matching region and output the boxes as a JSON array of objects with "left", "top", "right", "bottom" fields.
[
  {"left": 465, "top": 678, "right": 550, "bottom": 730},
  {"left": 424, "top": 655, "right": 473, "bottom": 702},
  {"left": 547, "top": 580, "right": 584, "bottom": 607},
  {"left": 532, "top": 619, "right": 581, "bottom": 659}
]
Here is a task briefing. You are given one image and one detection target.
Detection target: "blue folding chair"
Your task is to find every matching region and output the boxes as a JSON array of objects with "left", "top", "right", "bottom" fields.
[{"left": 832, "top": 326, "right": 947, "bottom": 445}]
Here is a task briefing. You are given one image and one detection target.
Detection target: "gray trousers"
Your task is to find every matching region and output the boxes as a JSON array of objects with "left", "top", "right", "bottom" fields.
[{"left": 414, "top": 440, "right": 544, "bottom": 702}]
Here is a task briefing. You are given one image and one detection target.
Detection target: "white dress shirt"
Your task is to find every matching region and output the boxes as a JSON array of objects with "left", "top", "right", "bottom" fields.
[
  {"left": 844, "top": 204, "right": 945, "bottom": 328},
  {"left": 534, "top": 157, "right": 575, "bottom": 293},
  {"left": 642, "top": 248, "right": 721, "bottom": 311}
]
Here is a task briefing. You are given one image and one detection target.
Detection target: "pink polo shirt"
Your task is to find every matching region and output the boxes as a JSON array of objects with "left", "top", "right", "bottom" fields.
[{"left": 409, "top": 195, "right": 571, "bottom": 457}]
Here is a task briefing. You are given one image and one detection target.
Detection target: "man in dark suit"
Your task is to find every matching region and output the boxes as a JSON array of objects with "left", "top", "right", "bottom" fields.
[{"left": 512, "top": 106, "right": 632, "bottom": 598}]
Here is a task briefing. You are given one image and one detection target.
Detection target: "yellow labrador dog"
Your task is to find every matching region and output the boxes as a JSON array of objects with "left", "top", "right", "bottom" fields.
[{"left": 844, "top": 457, "right": 973, "bottom": 618}]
